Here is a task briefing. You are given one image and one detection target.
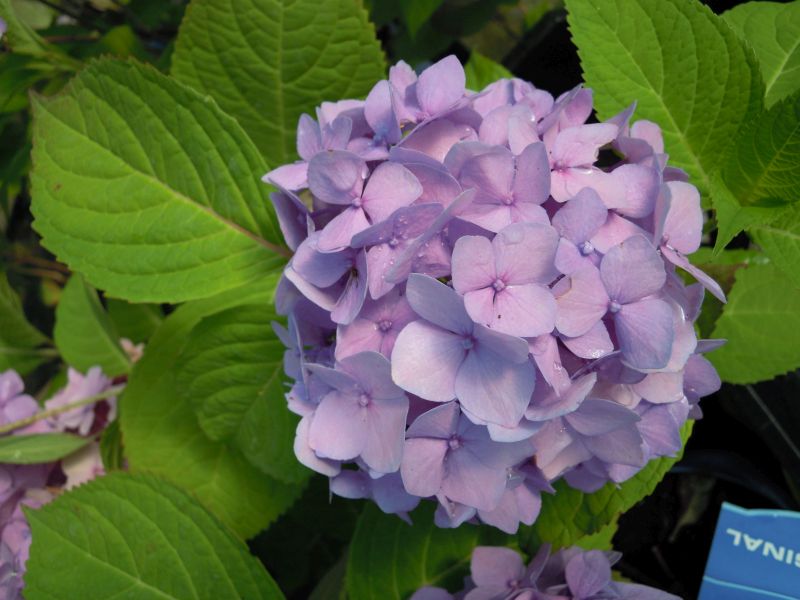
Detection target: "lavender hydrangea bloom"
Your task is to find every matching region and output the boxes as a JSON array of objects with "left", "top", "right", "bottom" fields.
[
  {"left": 447, "top": 545, "right": 681, "bottom": 600},
  {"left": 269, "top": 55, "right": 725, "bottom": 529}
]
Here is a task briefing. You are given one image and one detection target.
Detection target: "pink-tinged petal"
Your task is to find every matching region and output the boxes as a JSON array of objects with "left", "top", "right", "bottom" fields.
[
  {"left": 335, "top": 317, "right": 384, "bottom": 360},
  {"left": 296, "top": 113, "right": 322, "bottom": 160},
  {"left": 565, "top": 398, "right": 640, "bottom": 436},
  {"left": 339, "top": 351, "right": 403, "bottom": 400},
  {"left": 406, "top": 273, "right": 473, "bottom": 334},
  {"left": 471, "top": 547, "right": 525, "bottom": 587},
  {"left": 549, "top": 167, "right": 610, "bottom": 203},
  {"left": 631, "top": 120, "right": 664, "bottom": 154},
  {"left": 483, "top": 284, "right": 557, "bottom": 337},
  {"left": 584, "top": 426, "right": 645, "bottom": 466},
  {"left": 556, "top": 266, "right": 609, "bottom": 337},
  {"left": 401, "top": 437, "right": 448, "bottom": 497},
  {"left": 451, "top": 235, "right": 496, "bottom": 293},
  {"left": 442, "top": 446, "right": 509, "bottom": 511},
  {"left": 362, "top": 395, "right": 409, "bottom": 473},
  {"left": 443, "top": 141, "right": 493, "bottom": 178},
  {"left": 403, "top": 163, "right": 462, "bottom": 205},
  {"left": 317, "top": 206, "right": 370, "bottom": 252},
  {"left": 307, "top": 150, "right": 366, "bottom": 205},
  {"left": 365, "top": 244, "right": 400, "bottom": 300},
  {"left": 330, "top": 252, "right": 368, "bottom": 325},
  {"left": 458, "top": 203, "right": 516, "bottom": 232},
  {"left": 389, "top": 146, "right": 444, "bottom": 170},
  {"left": 494, "top": 222, "right": 559, "bottom": 284},
  {"left": 510, "top": 202, "right": 550, "bottom": 227},
  {"left": 294, "top": 416, "right": 340, "bottom": 477},
  {"left": 365, "top": 80, "right": 401, "bottom": 144},
  {"left": 602, "top": 164, "right": 660, "bottom": 218},
  {"left": 590, "top": 213, "right": 648, "bottom": 254},
  {"left": 264, "top": 162, "right": 309, "bottom": 191},
  {"left": 540, "top": 438, "right": 592, "bottom": 481},
  {"left": 662, "top": 304, "right": 698, "bottom": 372},
  {"left": 402, "top": 119, "right": 476, "bottom": 163},
  {"left": 486, "top": 419, "right": 542, "bottom": 442},
  {"left": 325, "top": 115, "right": 353, "bottom": 149},
  {"left": 633, "top": 372, "right": 684, "bottom": 404},
  {"left": 270, "top": 189, "right": 309, "bottom": 252},
  {"left": 406, "top": 400, "right": 460, "bottom": 438},
  {"left": 461, "top": 147, "right": 515, "bottom": 203},
  {"left": 661, "top": 247, "right": 726, "bottom": 303},
  {"left": 362, "top": 162, "right": 423, "bottom": 222},
  {"left": 508, "top": 105, "right": 540, "bottom": 155},
  {"left": 656, "top": 181, "right": 703, "bottom": 254},
  {"left": 513, "top": 142, "right": 550, "bottom": 205},
  {"left": 600, "top": 235, "right": 666, "bottom": 304},
  {"left": 391, "top": 321, "right": 465, "bottom": 401},
  {"left": 551, "top": 123, "right": 618, "bottom": 167},
  {"left": 527, "top": 373, "right": 596, "bottom": 421},
  {"left": 463, "top": 287, "right": 496, "bottom": 330},
  {"left": 473, "top": 325, "right": 530, "bottom": 363},
  {"left": 565, "top": 551, "right": 611, "bottom": 598},
  {"left": 551, "top": 187, "right": 608, "bottom": 244},
  {"left": 478, "top": 105, "right": 513, "bottom": 146},
  {"left": 455, "top": 346, "right": 535, "bottom": 427},
  {"left": 411, "top": 588, "right": 453, "bottom": 600},
  {"left": 530, "top": 334, "right": 571, "bottom": 394},
  {"left": 308, "top": 391, "right": 366, "bottom": 460},
  {"left": 417, "top": 55, "right": 466, "bottom": 116},
  {"left": 554, "top": 238, "right": 592, "bottom": 275},
  {"left": 615, "top": 298, "right": 674, "bottom": 370},
  {"left": 561, "top": 321, "right": 614, "bottom": 359}
]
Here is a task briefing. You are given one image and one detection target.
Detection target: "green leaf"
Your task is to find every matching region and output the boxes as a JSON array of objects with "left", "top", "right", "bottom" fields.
[
  {"left": 519, "top": 421, "right": 693, "bottom": 551},
  {"left": 106, "top": 298, "right": 163, "bottom": 343},
  {"left": 566, "top": 0, "right": 763, "bottom": 195},
  {"left": 0, "top": 271, "right": 50, "bottom": 375},
  {"left": 171, "top": 0, "right": 386, "bottom": 165},
  {"left": 309, "top": 555, "right": 347, "bottom": 600},
  {"left": 0, "top": 433, "right": 90, "bottom": 464},
  {"left": 750, "top": 202, "right": 800, "bottom": 288},
  {"left": 23, "top": 472, "right": 285, "bottom": 599},
  {"left": 177, "top": 304, "right": 306, "bottom": 483},
  {"left": 54, "top": 275, "right": 131, "bottom": 376},
  {"left": 464, "top": 51, "right": 513, "bottom": 91},
  {"left": 724, "top": 0, "right": 800, "bottom": 107},
  {"left": 347, "top": 502, "right": 510, "bottom": 600},
  {"left": 710, "top": 173, "right": 777, "bottom": 253},
  {"left": 30, "top": 58, "right": 288, "bottom": 304},
  {"left": 0, "top": 0, "right": 52, "bottom": 56},
  {"left": 402, "top": 0, "right": 445, "bottom": 36},
  {"left": 709, "top": 262, "right": 800, "bottom": 384},
  {"left": 99, "top": 418, "right": 124, "bottom": 471},
  {"left": 120, "top": 278, "right": 305, "bottom": 539},
  {"left": 721, "top": 92, "right": 800, "bottom": 206}
]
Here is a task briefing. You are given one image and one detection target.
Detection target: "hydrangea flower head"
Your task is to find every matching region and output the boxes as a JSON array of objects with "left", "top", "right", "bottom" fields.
[{"left": 269, "top": 55, "right": 725, "bottom": 532}]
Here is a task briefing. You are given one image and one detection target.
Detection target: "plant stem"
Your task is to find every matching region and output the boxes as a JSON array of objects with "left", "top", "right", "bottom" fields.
[{"left": 0, "top": 384, "right": 125, "bottom": 435}]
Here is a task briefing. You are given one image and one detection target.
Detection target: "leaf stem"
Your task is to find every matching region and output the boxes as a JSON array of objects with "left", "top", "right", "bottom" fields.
[{"left": 0, "top": 384, "right": 125, "bottom": 435}]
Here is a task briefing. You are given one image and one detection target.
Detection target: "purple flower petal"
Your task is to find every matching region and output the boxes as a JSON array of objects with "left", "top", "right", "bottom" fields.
[
  {"left": 555, "top": 266, "right": 609, "bottom": 337},
  {"left": 600, "top": 235, "right": 666, "bottom": 305},
  {"left": 362, "top": 162, "right": 423, "bottom": 222},
  {"left": 401, "top": 437, "right": 448, "bottom": 497},
  {"left": 551, "top": 187, "right": 608, "bottom": 245},
  {"left": 615, "top": 298, "right": 674, "bottom": 370},
  {"left": 417, "top": 55, "right": 466, "bottom": 117},
  {"left": 565, "top": 551, "right": 611, "bottom": 597},
  {"left": 471, "top": 547, "right": 525, "bottom": 587},
  {"left": 513, "top": 142, "right": 550, "bottom": 205},
  {"left": 307, "top": 150, "right": 366, "bottom": 205},
  {"left": 565, "top": 398, "right": 640, "bottom": 436},
  {"left": 406, "top": 273, "right": 473, "bottom": 335}
]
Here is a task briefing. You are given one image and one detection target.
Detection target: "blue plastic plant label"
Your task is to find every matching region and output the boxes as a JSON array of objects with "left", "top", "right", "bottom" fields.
[{"left": 699, "top": 502, "right": 800, "bottom": 599}]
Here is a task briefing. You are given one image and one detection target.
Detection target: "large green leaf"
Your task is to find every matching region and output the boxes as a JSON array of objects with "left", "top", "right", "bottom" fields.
[
  {"left": 566, "top": 0, "right": 763, "bottom": 195},
  {"left": 519, "top": 421, "right": 693, "bottom": 551},
  {"left": 106, "top": 298, "right": 163, "bottom": 343},
  {"left": 402, "top": 0, "right": 445, "bottom": 36},
  {"left": 24, "top": 472, "right": 285, "bottom": 599},
  {"left": 464, "top": 51, "right": 513, "bottom": 91},
  {"left": 709, "top": 262, "right": 800, "bottom": 384},
  {"left": 0, "top": 0, "right": 53, "bottom": 57},
  {"left": 721, "top": 92, "right": 800, "bottom": 206},
  {"left": 54, "top": 275, "right": 131, "bottom": 376},
  {"left": 171, "top": 0, "right": 386, "bottom": 165},
  {"left": 30, "top": 58, "right": 288, "bottom": 304},
  {"left": 177, "top": 304, "right": 306, "bottom": 483},
  {"left": 0, "top": 271, "right": 50, "bottom": 374},
  {"left": 711, "top": 173, "right": 777, "bottom": 253},
  {"left": 0, "top": 433, "right": 90, "bottom": 464},
  {"left": 346, "top": 503, "right": 510, "bottom": 600},
  {"left": 120, "top": 279, "right": 305, "bottom": 539},
  {"left": 724, "top": 0, "right": 800, "bottom": 107},
  {"left": 750, "top": 202, "right": 800, "bottom": 288}
]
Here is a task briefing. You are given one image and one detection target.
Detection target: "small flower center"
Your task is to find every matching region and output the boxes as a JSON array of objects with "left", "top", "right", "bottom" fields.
[
  {"left": 378, "top": 319, "right": 393, "bottom": 332},
  {"left": 492, "top": 278, "right": 506, "bottom": 292},
  {"left": 388, "top": 237, "right": 400, "bottom": 247},
  {"left": 358, "top": 393, "right": 371, "bottom": 407},
  {"left": 448, "top": 435, "right": 462, "bottom": 450},
  {"left": 461, "top": 337, "right": 475, "bottom": 350},
  {"left": 352, "top": 197, "right": 363, "bottom": 208},
  {"left": 501, "top": 194, "right": 515, "bottom": 206},
  {"left": 608, "top": 300, "right": 622, "bottom": 314},
  {"left": 580, "top": 240, "right": 594, "bottom": 256},
  {"left": 507, "top": 578, "right": 520, "bottom": 590}
]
